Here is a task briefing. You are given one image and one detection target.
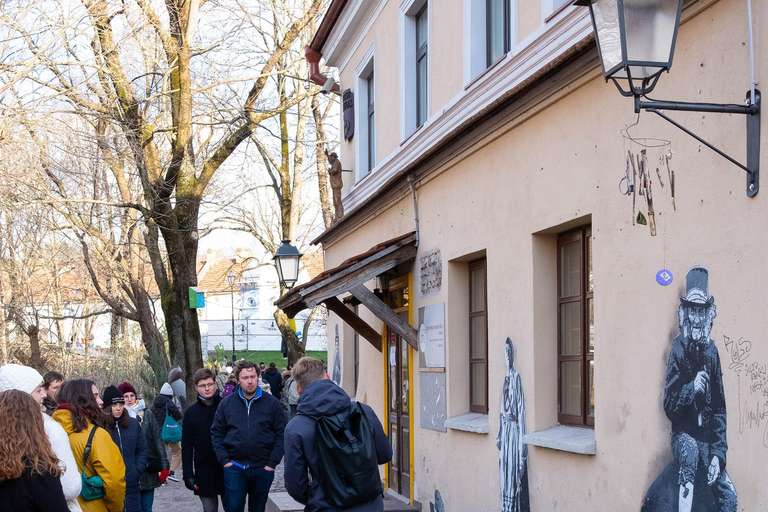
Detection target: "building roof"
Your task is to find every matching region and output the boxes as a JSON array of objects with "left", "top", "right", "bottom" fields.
[
  {"left": 309, "top": 0, "right": 349, "bottom": 52},
  {"left": 276, "top": 232, "right": 416, "bottom": 318}
]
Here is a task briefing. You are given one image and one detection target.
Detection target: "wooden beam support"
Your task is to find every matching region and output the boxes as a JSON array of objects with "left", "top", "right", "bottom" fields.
[
  {"left": 324, "top": 297, "right": 382, "bottom": 352},
  {"left": 350, "top": 284, "right": 419, "bottom": 350}
]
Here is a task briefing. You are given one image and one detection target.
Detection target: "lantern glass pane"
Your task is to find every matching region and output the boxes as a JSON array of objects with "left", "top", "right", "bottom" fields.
[
  {"left": 592, "top": 0, "right": 623, "bottom": 75},
  {"left": 623, "top": 0, "right": 679, "bottom": 73},
  {"left": 280, "top": 255, "right": 300, "bottom": 285}
]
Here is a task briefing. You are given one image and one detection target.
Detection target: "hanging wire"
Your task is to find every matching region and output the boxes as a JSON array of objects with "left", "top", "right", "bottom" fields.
[{"left": 621, "top": 111, "right": 672, "bottom": 150}]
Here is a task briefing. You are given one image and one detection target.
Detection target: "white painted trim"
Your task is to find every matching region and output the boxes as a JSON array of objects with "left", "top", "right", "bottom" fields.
[
  {"left": 324, "top": 0, "right": 387, "bottom": 74},
  {"left": 341, "top": 7, "right": 592, "bottom": 213},
  {"left": 354, "top": 43, "right": 376, "bottom": 184},
  {"left": 524, "top": 425, "right": 596, "bottom": 455}
]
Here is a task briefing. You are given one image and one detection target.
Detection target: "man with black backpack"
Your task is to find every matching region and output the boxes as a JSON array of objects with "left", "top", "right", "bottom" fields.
[{"left": 284, "top": 357, "right": 392, "bottom": 512}]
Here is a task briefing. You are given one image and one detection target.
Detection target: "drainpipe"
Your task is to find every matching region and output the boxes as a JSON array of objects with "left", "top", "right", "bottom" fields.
[
  {"left": 408, "top": 174, "right": 420, "bottom": 248},
  {"left": 305, "top": 47, "right": 341, "bottom": 93}
]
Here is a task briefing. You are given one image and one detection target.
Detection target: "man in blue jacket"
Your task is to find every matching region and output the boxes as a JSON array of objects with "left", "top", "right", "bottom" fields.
[
  {"left": 211, "top": 361, "right": 286, "bottom": 512},
  {"left": 284, "top": 357, "right": 392, "bottom": 512}
]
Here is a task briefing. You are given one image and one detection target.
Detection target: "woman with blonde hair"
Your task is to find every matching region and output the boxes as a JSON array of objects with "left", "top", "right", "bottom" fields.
[
  {"left": 0, "top": 389, "right": 70, "bottom": 511},
  {"left": 54, "top": 379, "right": 126, "bottom": 512}
]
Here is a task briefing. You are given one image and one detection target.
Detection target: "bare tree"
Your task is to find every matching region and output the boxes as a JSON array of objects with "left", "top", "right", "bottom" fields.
[{"left": 1, "top": 0, "right": 325, "bottom": 395}]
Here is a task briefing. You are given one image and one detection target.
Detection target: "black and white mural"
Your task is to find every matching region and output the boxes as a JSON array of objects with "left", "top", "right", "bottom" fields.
[
  {"left": 642, "top": 266, "right": 737, "bottom": 512},
  {"left": 332, "top": 324, "right": 341, "bottom": 386},
  {"left": 497, "top": 337, "right": 529, "bottom": 512}
]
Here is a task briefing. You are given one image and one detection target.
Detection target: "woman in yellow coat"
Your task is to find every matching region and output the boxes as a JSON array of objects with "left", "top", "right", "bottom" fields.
[{"left": 53, "top": 379, "right": 126, "bottom": 512}]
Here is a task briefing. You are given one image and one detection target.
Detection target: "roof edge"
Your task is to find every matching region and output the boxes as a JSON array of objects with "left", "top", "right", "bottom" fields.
[{"left": 309, "top": 0, "right": 350, "bottom": 53}]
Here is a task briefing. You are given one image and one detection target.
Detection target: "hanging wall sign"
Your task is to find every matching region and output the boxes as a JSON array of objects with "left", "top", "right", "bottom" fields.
[
  {"left": 343, "top": 89, "right": 354, "bottom": 141},
  {"left": 418, "top": 303, "right": 445, "bottom": 368}
]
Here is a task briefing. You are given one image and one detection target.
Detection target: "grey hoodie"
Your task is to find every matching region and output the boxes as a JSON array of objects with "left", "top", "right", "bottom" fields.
[{"left": 283, "top": 379, "right": 392, "bottom": 512}]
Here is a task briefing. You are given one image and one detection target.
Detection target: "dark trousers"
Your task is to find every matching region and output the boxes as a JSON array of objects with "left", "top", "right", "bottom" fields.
[
  {"left": 139, "top": 490, "right": 154, "bottom": 512},
  {"left": 223, "top": 465, "right": 274, "bottom": 512}
]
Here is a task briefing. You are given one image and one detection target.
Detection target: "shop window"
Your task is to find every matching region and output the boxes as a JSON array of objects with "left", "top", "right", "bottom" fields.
[{"left": 557, "top": 226, "right": 593, "bottom": 427}]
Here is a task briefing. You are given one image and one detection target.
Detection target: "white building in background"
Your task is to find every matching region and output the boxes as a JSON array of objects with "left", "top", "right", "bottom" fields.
[{"left": 196, "top": 248, "right": 327, "bottom": 355}]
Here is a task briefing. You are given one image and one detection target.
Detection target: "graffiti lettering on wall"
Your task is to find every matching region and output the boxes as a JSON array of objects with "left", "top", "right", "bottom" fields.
[
  {"left": 642, "top": 267, "right": 737, "bottom": 512},
  {"left": 420, "top": 249, "right": 442, "bottom": 297},
  {"left": 722, "top": 335, "right": 768, "bottom": 447},
  {"left": 497, "top": 338, "right": 529, "bottom": 512}
]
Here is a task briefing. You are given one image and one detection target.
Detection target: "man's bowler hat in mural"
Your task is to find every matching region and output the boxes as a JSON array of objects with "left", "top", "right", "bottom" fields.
[{"left": 680, "top": 266, "right": 714, "bottom": 308}]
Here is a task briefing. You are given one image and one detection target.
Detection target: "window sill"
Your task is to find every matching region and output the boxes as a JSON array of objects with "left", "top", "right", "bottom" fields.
[
  {"left": 523, "top": 425, "right": 596, "bottom": 455},
  {"left": 444, "top": 412, "right": 490, "bottom": 434}
]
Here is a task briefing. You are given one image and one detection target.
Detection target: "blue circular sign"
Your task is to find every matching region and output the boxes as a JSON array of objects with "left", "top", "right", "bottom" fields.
[{"left": 656, "top": 269, "right": 674, "bottom": 286}]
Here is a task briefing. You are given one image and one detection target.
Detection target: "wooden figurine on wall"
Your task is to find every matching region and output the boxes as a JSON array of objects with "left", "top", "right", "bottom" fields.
[{"left": 325, "top": 149, "right": 344, "bottom": 221}]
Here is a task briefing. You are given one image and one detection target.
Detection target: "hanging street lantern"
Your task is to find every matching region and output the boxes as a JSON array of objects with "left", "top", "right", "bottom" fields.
[
  {"left": 576, "top": 0, "right": 683, "bottom": 97},
  {"left": 273, "top": 240, "right": 303, "bottom": 289},
  {"left": 575, "top": 0, "right": 761, "bottom": 196}
]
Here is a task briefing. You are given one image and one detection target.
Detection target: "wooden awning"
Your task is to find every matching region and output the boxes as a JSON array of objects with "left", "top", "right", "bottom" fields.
[{"left": 275, "top": 232, "right": 418, "bottom": 352}]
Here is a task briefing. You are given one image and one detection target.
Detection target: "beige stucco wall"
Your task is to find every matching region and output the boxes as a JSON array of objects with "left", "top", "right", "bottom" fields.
[{"left": 321, "top": 0, "right": 768, "bottom": 509}]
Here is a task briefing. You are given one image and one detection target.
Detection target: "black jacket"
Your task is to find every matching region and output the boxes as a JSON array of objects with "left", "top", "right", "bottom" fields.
[
  {"left": 263, "top": 368, "right": 283, "bottom": 395},
  {"left": 0, "top": 470, "right": 69, "bottom": 512},
  {"left": 109, "top": 415, "right": 148, "bottom": 512},
  {"left": 139, "top": 411, "right": 169, "bottom": 491},
  {"left": 182, "top": 393, "right": 224, "bottom": 497},
  {"left": 211, "top": 385, "right": 286, "bottom": 469},
  {"left": 151, "top": 393, "right": 182, "bottom": 430},
  {"left": 663, "top": 334, "right": 728, "bottom": 466},
  {"left": 284, "top": 379, "right": 392, "bottom": 512}
]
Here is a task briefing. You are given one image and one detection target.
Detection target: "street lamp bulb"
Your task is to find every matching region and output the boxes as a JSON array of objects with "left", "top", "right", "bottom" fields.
[{"left": 227, "top": 272, "right": 236, "bottom": 286}]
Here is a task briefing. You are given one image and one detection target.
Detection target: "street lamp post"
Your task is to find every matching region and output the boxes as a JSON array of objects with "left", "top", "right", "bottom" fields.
[{"left": 228, "top": 272, "right": 236, "bottom": 363}]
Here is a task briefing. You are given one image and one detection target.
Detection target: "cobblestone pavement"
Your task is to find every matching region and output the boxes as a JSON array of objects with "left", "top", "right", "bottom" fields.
[{"left": 151, "top": 462, "right": 286, "bottom": 511}]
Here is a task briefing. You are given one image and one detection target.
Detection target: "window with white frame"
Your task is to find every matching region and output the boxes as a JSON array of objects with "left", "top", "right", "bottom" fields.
[
  {"left": 400, "top": 0, "right": 429, "bottom": 138},
  {"left": 354, "top": 46, "right": 375, "bottom": 180},
  {"left": 464, "top": 0, "right": 516, "bottom": 83},
  {"left": 543, "top": 0, "right": 574, "bottom": 21}
]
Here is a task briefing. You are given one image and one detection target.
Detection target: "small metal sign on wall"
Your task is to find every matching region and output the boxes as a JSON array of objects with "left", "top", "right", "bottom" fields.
[{"left": 343, "top": 89, "right": 354, "bottom": 140}]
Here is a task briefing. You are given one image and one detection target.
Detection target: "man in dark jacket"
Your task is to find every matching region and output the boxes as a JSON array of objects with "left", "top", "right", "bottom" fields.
[
  {"left": 262, "top": 363, "right": 283, "bottom": 396},
  {"left": 284, "top": 357, "right": 392, "bottom": 512},
  {"left": 183, "top": 368, "right": 225, "bottom": 512},
  {"left": 211, "top": 361, "right": 286, "bottom": 512}
]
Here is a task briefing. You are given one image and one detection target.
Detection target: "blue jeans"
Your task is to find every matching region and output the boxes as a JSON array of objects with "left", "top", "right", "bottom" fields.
[
  {"left": 223, "top": 465, "right": 274, "bottom": 512},
  {"left": 140, "top": 490, "right": 155, "bottom": 512}
]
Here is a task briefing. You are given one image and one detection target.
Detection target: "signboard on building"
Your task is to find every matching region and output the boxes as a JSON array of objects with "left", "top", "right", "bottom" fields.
[
  {"left": 343, "top": 89, "right": 354, "bottom": 140},
  {"left": 418, "top": 303, "right": 445, "bottom": 368},
  {"left": 189, "top": 287, "right": 205, "bottom": 309}
]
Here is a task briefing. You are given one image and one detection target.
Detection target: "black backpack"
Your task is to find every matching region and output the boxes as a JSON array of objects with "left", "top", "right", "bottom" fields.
[{"left": 314, "top": 402, "right": 383, "bottom": 508}]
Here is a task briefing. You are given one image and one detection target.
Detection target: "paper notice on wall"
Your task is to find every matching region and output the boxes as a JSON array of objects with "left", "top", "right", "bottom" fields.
[
  {"left": 390, "top": 346, "right": 396, "bottom": 365},
  {"left": 418, "top": 303, "right": 446, "bottom": 368}
]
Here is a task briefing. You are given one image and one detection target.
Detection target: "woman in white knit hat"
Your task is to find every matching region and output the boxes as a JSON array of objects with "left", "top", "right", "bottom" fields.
[{"left": 0, "top": 364, "right": 82, "bottom": 511}]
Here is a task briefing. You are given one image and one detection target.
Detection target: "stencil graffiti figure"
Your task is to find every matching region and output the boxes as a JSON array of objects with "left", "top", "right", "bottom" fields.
[
  {"left": 332, "top": 324, "right": 341, "bottom": 385},
  {"left": 496, "top": 338, "right": 529, "bottom": 512},
  {"left": 643, "top": 266, "right": 737, "bottom": 512}
]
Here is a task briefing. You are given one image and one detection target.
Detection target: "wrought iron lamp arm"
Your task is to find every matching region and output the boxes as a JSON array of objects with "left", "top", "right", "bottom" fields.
[{"left": 633, "top": 90, "right": 761, "bottom": 196}]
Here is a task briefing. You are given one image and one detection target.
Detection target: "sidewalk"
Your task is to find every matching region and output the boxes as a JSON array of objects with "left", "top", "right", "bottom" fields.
[{"left": 151, "top": 462, "right": 286, "bottom": 510}]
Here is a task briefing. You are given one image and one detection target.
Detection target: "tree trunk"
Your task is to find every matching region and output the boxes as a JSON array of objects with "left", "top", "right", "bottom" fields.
[
  {"left": 157, "top": 198, "right": 203, "bottom": 403},
  {"left": 0, "top": 314, "right": 7, "bottom": 364},
  {"left": 312, "top": 96, "right": 334, "bottom": 228},
  {"left": 274, "top": 309, "right": 304, "bottom": 365},
  {"left": 28, "top": 325, "right": 42, "bottom": 370}
]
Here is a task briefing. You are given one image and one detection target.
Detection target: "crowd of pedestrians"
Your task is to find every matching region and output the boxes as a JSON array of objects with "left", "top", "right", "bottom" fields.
[{"left": 0, "top": 356, "right": 392, "bottom": 512}]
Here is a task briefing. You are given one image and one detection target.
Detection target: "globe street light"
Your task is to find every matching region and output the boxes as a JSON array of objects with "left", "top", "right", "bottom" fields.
[
  {"left": 273, "top": 240, "right": 303, "bottom": 290},
  {"left": 228, "top": 272, "right": 236, "bottom": 363}
]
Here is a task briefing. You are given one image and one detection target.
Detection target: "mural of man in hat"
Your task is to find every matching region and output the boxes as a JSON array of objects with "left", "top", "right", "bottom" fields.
[{"left": 662, "top": 266, "right": 736, "bottom": 512}]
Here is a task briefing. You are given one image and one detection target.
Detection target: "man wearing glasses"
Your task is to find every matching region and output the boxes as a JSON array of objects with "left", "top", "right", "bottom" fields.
[{"left": 182, "top": 368, "right": 226, "bottom": 511}]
